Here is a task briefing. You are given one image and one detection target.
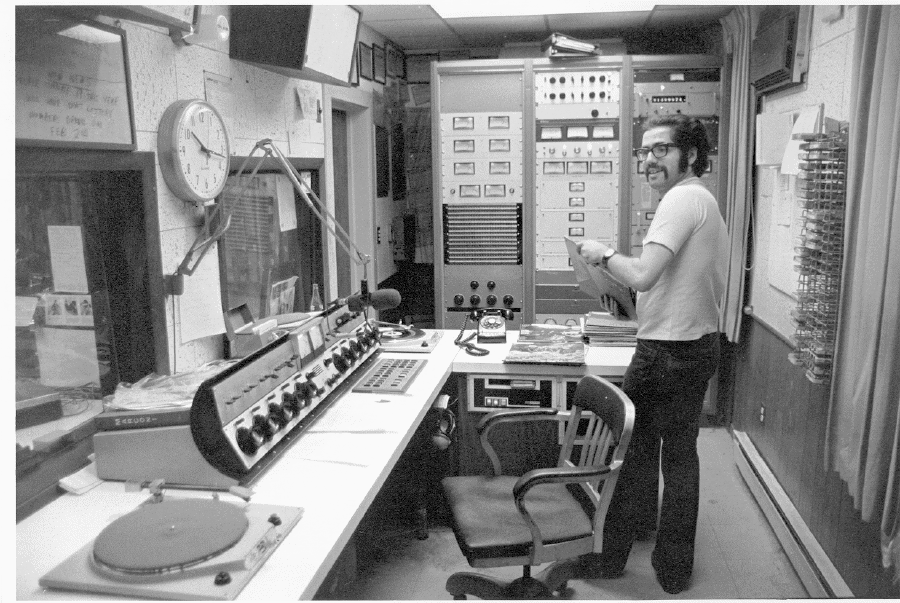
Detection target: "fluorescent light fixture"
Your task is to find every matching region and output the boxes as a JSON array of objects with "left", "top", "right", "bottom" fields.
[
  {"left": 432, "top": 2, "right": 656, "bottom": 19},
  {"left": 58, "top": 24, "right": 120, "bottom": 45}
]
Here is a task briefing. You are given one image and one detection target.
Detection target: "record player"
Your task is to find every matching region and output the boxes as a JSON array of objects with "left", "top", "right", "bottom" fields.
[
  {"left": 377, "top": 325, "right": 442, "bottom": 353},
  {"left": 39, "top": 492, "right": 302, "bottom": 600}
]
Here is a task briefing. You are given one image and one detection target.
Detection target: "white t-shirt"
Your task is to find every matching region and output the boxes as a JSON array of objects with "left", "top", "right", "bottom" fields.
[{"left": 636, "top": 176, "right": 728, "bottom": 341}]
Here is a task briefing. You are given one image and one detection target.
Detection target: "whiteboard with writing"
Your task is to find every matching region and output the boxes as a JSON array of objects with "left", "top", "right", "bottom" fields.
[{"left": 15, "top": 17, "right": 135, "bottom": 149}]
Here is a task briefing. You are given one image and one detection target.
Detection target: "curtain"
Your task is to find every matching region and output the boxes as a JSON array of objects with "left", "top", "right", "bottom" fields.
[
  {"left": 826, "top": 5, "right": 900, "bottom": 580},
  {"left": 718, "top": 6, "right": 755, "bottom": 343}
]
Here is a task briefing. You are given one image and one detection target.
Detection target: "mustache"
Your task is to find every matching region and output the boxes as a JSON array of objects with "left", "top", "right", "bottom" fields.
[{"left": 645, "top": 165, "right": 668, "bottom": 181}]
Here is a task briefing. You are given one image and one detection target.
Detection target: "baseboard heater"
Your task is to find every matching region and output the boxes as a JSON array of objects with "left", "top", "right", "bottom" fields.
[{"left": 732, "top": 429, "right": 854, "bottom": 598}]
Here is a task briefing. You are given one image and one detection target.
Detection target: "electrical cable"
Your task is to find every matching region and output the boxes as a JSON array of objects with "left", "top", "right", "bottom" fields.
[{"left": 454, "top": 313, "right": 489, "bottom": 356}]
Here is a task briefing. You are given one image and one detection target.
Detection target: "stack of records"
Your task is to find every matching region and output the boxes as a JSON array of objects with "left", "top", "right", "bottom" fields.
[{"left": 582, "top": 312, "right": 637, "bottom": 347}]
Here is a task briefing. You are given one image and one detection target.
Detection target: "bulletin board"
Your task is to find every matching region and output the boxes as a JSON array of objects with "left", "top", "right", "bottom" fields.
[{"left": 15, "top": 15, "right": 136, "bottom": 150}]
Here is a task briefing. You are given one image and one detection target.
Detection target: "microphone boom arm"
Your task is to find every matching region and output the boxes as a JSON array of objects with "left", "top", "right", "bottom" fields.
[{"left": 230, "top": 139, "right": 372, "bottom": 293}]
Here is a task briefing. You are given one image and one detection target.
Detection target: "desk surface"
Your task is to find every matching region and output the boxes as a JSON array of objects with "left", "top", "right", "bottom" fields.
[
  {"left": 16, "top": 330, "right": 633, "bottom": 600},
  {"left": 452, "top": 330, "right": 635, "bottom": 377}
]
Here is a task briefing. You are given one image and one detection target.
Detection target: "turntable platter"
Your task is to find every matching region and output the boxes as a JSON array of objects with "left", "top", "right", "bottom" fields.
[
  {"left": 378, "top": 327, "right": 442, "bottom": 353},
  {"left": 93, "top": 499, "right": 249, "bottom": 573},
  {"left": 379, "top": 326, "right": 427, "bottom": 341}
]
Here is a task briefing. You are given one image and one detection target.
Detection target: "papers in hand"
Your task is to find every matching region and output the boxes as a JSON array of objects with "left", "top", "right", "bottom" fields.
[{"left": 564, "top": 237, "right": 637, "bottom": 321}]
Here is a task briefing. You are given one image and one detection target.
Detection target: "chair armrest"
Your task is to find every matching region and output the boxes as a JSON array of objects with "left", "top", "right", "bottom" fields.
[
  {"left": 513, "top": 465, "right": 615, "bottom": 561},
  {"left": 477, "top": 408, "right": 560, "bottom": 476},
  {"left": 512, "top": 465, "right": 612, "bottom": 502},
  {"left": 476, "top": 407, "right": 558, "bottom": 434}
]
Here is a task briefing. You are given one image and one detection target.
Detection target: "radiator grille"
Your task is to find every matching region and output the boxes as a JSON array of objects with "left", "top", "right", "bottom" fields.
[{"left": 443, "top": 204, "right": 521, "bottom": 264}]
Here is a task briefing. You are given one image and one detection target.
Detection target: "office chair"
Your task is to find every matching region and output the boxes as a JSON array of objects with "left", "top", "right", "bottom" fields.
[{"left": 441, "top": 375, "right": 635, "bottom": 599}]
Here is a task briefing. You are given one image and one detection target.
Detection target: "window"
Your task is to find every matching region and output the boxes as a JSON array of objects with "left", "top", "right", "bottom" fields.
[{"left": 15, "top": 150, "right": 161, "bottom": 408}]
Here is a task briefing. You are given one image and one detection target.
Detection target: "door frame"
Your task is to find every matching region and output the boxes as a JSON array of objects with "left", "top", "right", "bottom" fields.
[{"left": 322, "top": 85, "right": 375, "bottom": 302}]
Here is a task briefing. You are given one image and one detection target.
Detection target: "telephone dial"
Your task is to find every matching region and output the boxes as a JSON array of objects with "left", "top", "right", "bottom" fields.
[{"left": 471, "top": 308, "right": 513, "bottom": 343}]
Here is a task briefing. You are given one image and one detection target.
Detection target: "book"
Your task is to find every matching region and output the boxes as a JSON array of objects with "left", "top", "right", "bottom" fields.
[{"left": 94, "top": 406, "right": 192, "bottom": 431}]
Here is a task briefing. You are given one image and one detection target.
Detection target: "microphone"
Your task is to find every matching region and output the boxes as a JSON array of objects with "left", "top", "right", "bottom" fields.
[{"left": 336, "top": 288, "right": 401, "bottom": 312}]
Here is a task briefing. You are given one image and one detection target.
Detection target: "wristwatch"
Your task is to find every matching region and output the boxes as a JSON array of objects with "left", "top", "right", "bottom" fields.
[{"left": 601, "top": 247, "right": 618, "bottom": 268}]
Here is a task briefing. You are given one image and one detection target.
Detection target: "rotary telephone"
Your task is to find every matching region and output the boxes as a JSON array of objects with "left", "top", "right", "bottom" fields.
[{"left": 472, "top": 308, "right": 513, "bottom": 343}]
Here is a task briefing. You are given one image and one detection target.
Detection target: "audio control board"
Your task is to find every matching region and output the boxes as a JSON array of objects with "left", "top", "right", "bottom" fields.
[{"left": 190, "top": 306, "right": 382, "bottom": 483}]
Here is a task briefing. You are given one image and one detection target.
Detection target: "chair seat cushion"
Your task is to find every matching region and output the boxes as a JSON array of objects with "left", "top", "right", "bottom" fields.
[{"left": 442, "top": 475, "right": 593, "bottom": 562}]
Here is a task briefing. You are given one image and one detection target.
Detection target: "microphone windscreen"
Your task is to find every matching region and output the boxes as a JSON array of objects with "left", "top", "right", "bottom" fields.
[{"left": 347, "top": 288, "right": 402, "bottom": 312}]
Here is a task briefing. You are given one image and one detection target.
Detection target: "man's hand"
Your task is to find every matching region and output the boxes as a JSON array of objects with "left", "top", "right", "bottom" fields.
[{"left": 577, "top": 240, "right": 609, "bottom": 266}]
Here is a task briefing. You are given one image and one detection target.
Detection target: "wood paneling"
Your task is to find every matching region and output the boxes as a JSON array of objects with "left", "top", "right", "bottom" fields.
[{"left": 733, "top": 317, "right": 898, "bottom": 597}]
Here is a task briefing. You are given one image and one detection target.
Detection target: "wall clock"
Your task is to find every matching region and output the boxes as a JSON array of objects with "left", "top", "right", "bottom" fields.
[{"left": 158, "top": 99, "right": 230, "bottom": 204}]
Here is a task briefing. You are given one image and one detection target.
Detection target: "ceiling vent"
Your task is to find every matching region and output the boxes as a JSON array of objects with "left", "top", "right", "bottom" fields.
[{"left": 750, "top": 6, "right": 813, "bottom": 94}]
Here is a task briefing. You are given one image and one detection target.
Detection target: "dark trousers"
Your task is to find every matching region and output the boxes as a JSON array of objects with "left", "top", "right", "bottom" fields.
[{"left": 601, "top": 332, "right": 720, "bottom": 581}]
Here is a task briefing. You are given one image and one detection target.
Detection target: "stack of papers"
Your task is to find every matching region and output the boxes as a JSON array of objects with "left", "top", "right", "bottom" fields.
[{"left": 582, "top": 312, "right": 637, "bottom": 347}]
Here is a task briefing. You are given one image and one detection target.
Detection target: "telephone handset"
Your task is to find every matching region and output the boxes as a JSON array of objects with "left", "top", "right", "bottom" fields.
[{"left": 471, "top": 308, "right": 513, "bottom": 343}]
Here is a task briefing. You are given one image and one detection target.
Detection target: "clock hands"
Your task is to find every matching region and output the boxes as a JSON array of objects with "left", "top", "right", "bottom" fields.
[{"left": 191, "top": 131, "right": 227, "bottom": 160}]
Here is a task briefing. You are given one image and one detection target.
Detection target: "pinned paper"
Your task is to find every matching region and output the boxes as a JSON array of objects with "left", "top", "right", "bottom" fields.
[
  {"left": 780, "top": 105, "right": 822, "bottom": 175},
  {"left": 177, "top": 248, "right": 227, "bottom": 343},
  {"left": 16, "top": 296, "right": 39, "bottom": 327},
  {"left": 47, "top": 225, "right": 89, "bottom": 293}
]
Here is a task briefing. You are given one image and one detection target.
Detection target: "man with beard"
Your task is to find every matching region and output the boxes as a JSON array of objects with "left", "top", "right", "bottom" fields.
[{"left": 576, "top": 113, "right": 728, "bottom": 594}]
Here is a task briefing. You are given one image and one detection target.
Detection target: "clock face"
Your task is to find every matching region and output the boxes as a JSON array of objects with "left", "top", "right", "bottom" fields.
[{"left": 159, "top": 100, "right": 230, "bottom": 203}]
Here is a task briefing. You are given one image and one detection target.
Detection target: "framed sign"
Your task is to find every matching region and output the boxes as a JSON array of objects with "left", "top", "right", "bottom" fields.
[
  {"left": 358, "top": 42, "right": 373, "bottom": 81},
  {"left": 15, "top": 14, "right": 136, "bottom": 150},
  {"left": 387, "top": 45, "right": 406, "bottom": 79},
  {"left": 372, "top": 44, "right": 386, "bottom": 84}
]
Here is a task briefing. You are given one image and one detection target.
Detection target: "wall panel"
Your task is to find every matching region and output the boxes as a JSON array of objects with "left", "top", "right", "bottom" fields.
[{"left": 733, "top": 317, "right": 897, "bottom": 597}]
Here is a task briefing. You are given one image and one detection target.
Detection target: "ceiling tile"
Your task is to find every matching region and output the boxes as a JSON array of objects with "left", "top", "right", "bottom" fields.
[
  {"left": 360, "top": 5, "right": 733, "bottom": 52},
  {"left": 547, "top": 12, "right": 650, "bottom": 30},
  {"left": 442, "top": 15, "right": 549, "bottom": 34},
  {"left": 369, "top": 19, "right": 459, "bottom": 39},
  {"left": 356, "top": 5, "right": 439, "bottom": 22}
]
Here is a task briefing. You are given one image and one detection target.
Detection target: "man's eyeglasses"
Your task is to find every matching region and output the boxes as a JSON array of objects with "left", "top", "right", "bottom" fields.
[{"left": 634, "top": 143, "right": 678, "bottom": 162}]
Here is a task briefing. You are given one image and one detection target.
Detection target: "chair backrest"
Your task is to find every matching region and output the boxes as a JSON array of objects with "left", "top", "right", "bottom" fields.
[{"left": 559, "top": 375, "right": 635, "bottom": 548}]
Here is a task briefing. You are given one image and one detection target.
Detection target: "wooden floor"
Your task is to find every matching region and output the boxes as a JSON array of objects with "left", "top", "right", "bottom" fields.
[{"left": 324, "top": 427, "right": 809, "bottom": 600}]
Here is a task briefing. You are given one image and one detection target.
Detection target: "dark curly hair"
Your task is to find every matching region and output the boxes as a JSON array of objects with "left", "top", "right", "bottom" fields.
[{"left": 645, "top": 114, "right": 710, "bottom": 177}]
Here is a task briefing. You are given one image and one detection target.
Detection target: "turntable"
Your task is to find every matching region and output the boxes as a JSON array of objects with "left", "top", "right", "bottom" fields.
[
  {"left": 377, "top": 325, "right": 442, "bottom": 353},
  {"left": 39, "top": 495, "right": 303, "bottom": 600}
]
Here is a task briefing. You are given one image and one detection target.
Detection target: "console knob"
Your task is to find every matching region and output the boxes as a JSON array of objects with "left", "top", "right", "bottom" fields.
[
  {"left": 470, "top": 280, "right": 479, "bottom": 290},
  {"left": 356, "top": 334, "right": 370, "bottom": 352},
  {"left": 333, "top": 353, "right": 350, "bottom": 373},
  {"left": 268, "top": 402, "right": 292, "bottom": 427},
  {"left": 343, "top": 346, "right": 358, "bottom": 364},
  {"left": 486, "top": 294, "right": 497, "bottom": 306},
  {"left": 282, "top": 391, "right": 301, "bottom": 414},
  {"left": 236, "top": 426, "right": 263, "bottom": 455},
  {"left": 503, "top": 295, "right": 514, "bottom": 307},
  {"left": 349, "top": 340, "right": 362, "bottom": 355},
  {"left": 252, "top": 413, "right": 277, "bottom": 441},
  {"left": 470, "top": 294, "right": 481, "bottom": 306},
  {"left": 453, "top": 294, "right": 465, "bottom": 306},
  {"left": 297, "top": 382, "right": 315, "bottom": 405},
  {"left": 487, "top": 281, "right": 496, "bottom": 290}
]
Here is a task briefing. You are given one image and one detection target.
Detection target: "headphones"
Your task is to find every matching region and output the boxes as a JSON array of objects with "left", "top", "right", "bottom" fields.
[{"left": 432, "top": 403, "right": 456, "bottom": 451}]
